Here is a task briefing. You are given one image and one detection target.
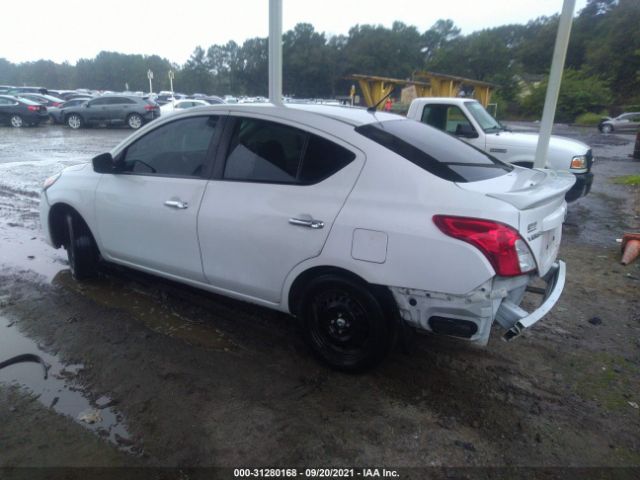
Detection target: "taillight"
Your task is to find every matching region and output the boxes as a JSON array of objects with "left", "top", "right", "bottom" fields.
[
  {"left": 144, "top": 104, "right": 156, "bottom": 111},
  {"left": 433, "top": 215, "right": 536, "bottom": 277},
  {"left": 27, "top": 105, "right": 39, "bottom": 111},
  {"left": 52, "top": 102, "right": 62, "bottom": 107}
]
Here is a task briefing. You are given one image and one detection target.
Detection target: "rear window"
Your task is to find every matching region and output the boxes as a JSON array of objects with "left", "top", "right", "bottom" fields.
[{"left": 355, "top": 119, "right": 512, "bottom": 183}]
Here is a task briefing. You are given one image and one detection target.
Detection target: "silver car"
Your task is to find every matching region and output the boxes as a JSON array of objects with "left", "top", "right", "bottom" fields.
[{"left": 599, "top": 112, "right": 640, "bottom": 133}]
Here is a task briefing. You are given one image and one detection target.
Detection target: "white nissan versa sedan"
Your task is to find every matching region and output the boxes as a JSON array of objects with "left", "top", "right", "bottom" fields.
[{"left": 40, "top": 104, "right": 575, "bottom": 370}]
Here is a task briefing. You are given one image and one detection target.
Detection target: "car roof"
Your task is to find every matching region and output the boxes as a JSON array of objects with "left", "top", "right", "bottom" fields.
[{"left": 201, "top": 102, "right": 403, "bottom": 127}]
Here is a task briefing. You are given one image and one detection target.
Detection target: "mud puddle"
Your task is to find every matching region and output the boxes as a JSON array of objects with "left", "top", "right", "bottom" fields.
[
  {"left": 52, "top": 269, "right": 237, "bottom": 352},
  {"left": 0, "top": 311, "right": 137, "bottom": 453}
]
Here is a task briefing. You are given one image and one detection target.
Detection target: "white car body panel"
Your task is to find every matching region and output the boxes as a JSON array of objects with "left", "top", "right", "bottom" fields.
[
  {"left": 198, "top": 157, "right": 364, "bottom": 303},
  {"left": 95, "top": 175, "right": 208, "bottom": 282}
]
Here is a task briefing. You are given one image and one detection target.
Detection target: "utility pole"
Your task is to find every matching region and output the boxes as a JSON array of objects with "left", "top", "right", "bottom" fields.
[
  {"left": 533, "top": 0, "right": 576, "bottom": 168},
  {"left": 147, "top": 69, "right": 154, "bottom": 94}
]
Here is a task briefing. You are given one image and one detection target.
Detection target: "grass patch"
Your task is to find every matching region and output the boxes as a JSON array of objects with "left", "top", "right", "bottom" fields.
[
  {"left": 563, "top": 351, "right": 640, "bottom": 411},
  {"left": 574, "top": 112, "right": 607, "bottom": 126},
  {"left": 612, "top": 175, "right": 640, "bottom": 186}
]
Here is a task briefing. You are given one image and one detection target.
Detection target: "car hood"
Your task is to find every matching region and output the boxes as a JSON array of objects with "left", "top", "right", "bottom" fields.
[{"left": 486, "top": 131, "right": 589, "bottom": 155}]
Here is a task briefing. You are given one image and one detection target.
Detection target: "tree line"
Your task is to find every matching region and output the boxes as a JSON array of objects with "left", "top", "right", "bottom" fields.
[{"left": 1, "top": 0, "right": 637, "bottom": 119}]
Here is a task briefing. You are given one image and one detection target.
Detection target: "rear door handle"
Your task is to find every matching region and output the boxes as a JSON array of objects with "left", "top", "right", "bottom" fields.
[
  {"left": 164, "top": 200, "right": 188, "bottom": 209},
  {"left": 289, "top": 216, "right": 324, "bottom": 229}
]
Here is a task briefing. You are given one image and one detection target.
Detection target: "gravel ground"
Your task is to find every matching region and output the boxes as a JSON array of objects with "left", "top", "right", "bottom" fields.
[{"left": 0, "top": 122, "right": 638, "bottom": 479}]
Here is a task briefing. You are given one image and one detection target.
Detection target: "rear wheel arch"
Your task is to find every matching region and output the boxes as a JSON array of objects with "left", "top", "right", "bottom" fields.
[{"left": 288, "top": 266, "right": 398, "bottom": 321}]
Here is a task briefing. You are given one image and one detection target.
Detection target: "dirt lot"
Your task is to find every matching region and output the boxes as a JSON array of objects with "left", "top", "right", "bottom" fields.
[{"left": 0, "top": 123, "right": 639, "bottom": 478}]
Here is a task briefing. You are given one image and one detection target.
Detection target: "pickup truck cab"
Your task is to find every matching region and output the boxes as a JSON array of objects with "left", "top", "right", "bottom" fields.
[{"left": 407, "top": 97, "right": 593, "bottom": 201}]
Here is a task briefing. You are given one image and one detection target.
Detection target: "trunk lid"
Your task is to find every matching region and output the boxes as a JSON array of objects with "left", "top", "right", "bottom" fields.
[{"left": 456, "top": 167, "right": 575, "bottom": 276}]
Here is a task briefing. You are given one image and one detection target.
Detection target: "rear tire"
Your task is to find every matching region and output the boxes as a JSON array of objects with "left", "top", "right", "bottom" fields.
[
  {"left": 65, "top": 213, "right": 99, "bottom": 280},
  {"left": 127, "top": 113, "right": 143, "bottom": 129},
  {"left": 300, "top": 274, "right": 393, "bottom": 371},
  {"left": 67, "top": 114, "right": 83, "bottom": 129},
  {"left": 9, "top": 115, "right": 24, "bottom": 128},
  {"left": 601, "top": 124, "right": 613, "bottom": 134}
]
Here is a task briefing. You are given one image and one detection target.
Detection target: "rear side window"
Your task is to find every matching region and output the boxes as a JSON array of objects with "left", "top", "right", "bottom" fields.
[
  {"left": 108, "top": 97, "right": 135, "bottom": 105},
  {"left": 300, "top": 135, "right": 355, "bottom": 184},
  {"left": 224, "top": 118, "right": 355, "bottom": 184},
  {"left": 90, "top": 98, "right": 109, "bottom": 106},
  {"left": 355, "top": 119, "right": 512, "bottom": 183}
]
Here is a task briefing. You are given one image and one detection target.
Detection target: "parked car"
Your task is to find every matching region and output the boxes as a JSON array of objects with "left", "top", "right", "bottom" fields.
[
  {"left": 64, "top": 94, "right": 94, "bottom": 101},
  {"left": 40, "top": 104, "right": 573, "bottom": 370},
  {"left": 8, "top": 86, "right": 48, "bottom": 95},
  {"left": 160, "top": 99, "right": 209, "bottom": 115},
  {"left": 49, "top": 98, "right": 90, "bottom": 124},
  {"left": 598, "top": 112, "right": 640, "bottom": 133},
  {"left": 407, "top": 97, "right": 594, "bottom": 202},
  {"left": 17, "top": 93, "right": 65, "bottom": 108},
  {"left": 203, "top": 95, "right": 225, "bottom": 105},
  {"left": 0, "top": 85, "right": 14, "bottom": 94},
  {"left": 0, "top": 95, "right": 49, "bottom": 127},
  {"left": 62, "top": 95, "right": 160, "bottom": 130}
]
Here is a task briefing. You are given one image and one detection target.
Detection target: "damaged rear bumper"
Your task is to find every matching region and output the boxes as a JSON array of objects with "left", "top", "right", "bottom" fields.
[
  {"left": 496, "top": 261, "right": 566, "bottom": 341},
  {"left": 390, "top": 260, "right": 566, "bottom": 345}
]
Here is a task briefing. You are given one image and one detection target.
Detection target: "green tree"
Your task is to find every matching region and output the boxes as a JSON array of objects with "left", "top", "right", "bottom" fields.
[{"left": 521, "top": 69, "right": 612, "bottom": 122}]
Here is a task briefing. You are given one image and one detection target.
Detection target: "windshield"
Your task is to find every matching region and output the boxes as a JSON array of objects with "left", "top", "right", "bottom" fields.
[
  {"left": 465, "top": 101, "right": 503, "bottom": 133},
  {"left": 355, "top": 119, "right": 512, "bottom": 183}
]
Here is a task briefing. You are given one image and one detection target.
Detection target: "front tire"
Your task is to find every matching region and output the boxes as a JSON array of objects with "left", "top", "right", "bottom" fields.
[
  {"left": 300, "top": 274, "right": 393, "bottom": 371},
  {"left": 67, "top": 114, "right": 83, "bottom": 129},
  {"left": 127, "top": 113, "right": 143, "bottom": 129},
  {"left": 10, "top": 115, "right": 24, "bottom": 128},
  {"left": 65, "top": 213, "right": 99, "bottom": 280}
]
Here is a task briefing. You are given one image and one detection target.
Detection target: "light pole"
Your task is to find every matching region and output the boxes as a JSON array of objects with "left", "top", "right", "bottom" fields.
[
  {"left": 147, "top": 69, "right": 154, "bottom": 94},
  {"left": 268, "top": 0, "right": 283, "bottom": 105},
  {"left": 168, "top": 70, "right": 175, "bottom": 94},
  {"left": 533, "top": 0, "right": 576, "bottom": 169}
]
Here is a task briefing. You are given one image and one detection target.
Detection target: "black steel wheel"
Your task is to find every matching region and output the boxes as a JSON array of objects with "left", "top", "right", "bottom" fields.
[
  {"left": 301, "top": 274, "right": 392, "bottom": 371},
  {"left": 65, "top": 213, "right": 99, "bottom": 280}
]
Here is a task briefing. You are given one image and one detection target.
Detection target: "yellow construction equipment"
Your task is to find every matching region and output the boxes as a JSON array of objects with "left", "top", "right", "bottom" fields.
[
  {"left": 347, "top": 71, "right": 496, "bottom": 109},
  {"left": 346, "top": 75, "right": 431, "bottom": 110}
]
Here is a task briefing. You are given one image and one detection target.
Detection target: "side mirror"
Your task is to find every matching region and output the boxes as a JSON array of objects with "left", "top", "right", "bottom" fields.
[
  {"left": 84, "top": 103, "right": 90, "bottom": 108},
  {"left": 455, "top": 124, "right": 479, "bottom": 139},
  {"left": 92, "top": 152, "right": 115, "bottom": 173}
]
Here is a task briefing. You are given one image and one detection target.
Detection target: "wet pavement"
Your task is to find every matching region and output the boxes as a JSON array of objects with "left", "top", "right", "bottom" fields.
[
  {"left": 0, "top": 312, "right": 135, "bottom": 452},
  {"left": 0, "top": 122, "right": 639, "bottom": 472}
]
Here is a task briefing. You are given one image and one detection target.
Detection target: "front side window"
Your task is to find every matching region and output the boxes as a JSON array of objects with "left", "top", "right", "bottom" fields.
[
  {"left": 120, "top": 116, "right": 218, "bottom": 177},
  {"left": 421, "top": 104, "right": 475, "bottom": 135},
  {"left": 223, "top": 117, "right": 355, "bottom": 184}
]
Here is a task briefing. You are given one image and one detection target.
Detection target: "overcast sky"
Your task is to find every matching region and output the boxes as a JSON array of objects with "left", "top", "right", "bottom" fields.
[{"left": 3, "top": 0, "right": 588, "bottom": 65}]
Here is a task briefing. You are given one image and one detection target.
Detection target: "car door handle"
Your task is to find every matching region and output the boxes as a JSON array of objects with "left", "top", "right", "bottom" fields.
[
  {"left": 289, "top": 216, "right": 324, "bottom": 229},
  {"left": 164, "top": 200, "right": 188, "bottom": 209}
]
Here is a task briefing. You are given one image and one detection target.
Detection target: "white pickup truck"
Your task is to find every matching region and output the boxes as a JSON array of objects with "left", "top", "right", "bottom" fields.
[{"left": 406, "top": 97, "right": 594, "bottom": 201}]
